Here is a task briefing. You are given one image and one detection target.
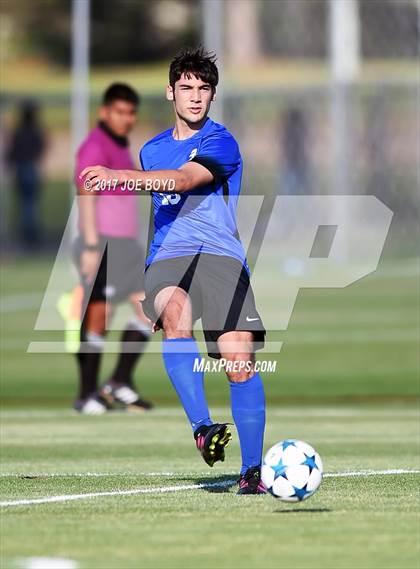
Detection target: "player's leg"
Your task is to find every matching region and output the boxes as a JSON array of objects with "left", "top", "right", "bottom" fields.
[
  {"left": 159, "top": 283, "right": 234, "bottom": 466},
  {"left": 144, "top": 257, "right": 210, "bottom": 430},
  {"left": 198, "top": 254, "right": 266, "bottom": 485},
  {"left": 56, "top": 284, "right": 84, "bottom": 353},
  {"left": 75, "top": 299, "right": 114, "bottom": 414},
  {"left": 113, "top": 290, "right": 152, "bottom": 387},
  {"left": 157, "top": 285, "right": 232, "bottom": 466},
  {"left": 157, "top": 285, "right": 211, "bottom": 428},
  {"left": 142, "top": 257, "right": 231, "bottom": 466},
  {"left": 71, "top": 235, "right": 111, "bottom": 414},
  {"left": 218, "top": 330, "right": 266, "bottom": 494},
  {"left": 101, "top": 290, "right": 153, "bottom": 411}
]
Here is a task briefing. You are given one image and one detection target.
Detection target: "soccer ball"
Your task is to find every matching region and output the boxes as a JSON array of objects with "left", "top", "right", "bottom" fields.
[{"left": 261, "top": 440, "right": 323, "bottom": 502}]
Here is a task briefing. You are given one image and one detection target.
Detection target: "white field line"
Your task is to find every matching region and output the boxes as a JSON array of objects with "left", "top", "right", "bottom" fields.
[
  {"left": 322, "top": 469, "right": 420, "bottom": 478},
  {"left": 0, "top": 469, "right": 419, "bottom": 508},
  {"left": 16, "top": 557, "right": 78, "bottom": 569},
  {"left": 0, "top": 479, "right": 237, "bottom": 507}
]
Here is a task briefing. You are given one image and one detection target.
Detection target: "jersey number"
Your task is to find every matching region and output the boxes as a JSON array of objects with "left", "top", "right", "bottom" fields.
[{"left": 160, "top": 193, "right": 181, "bottom": 206}]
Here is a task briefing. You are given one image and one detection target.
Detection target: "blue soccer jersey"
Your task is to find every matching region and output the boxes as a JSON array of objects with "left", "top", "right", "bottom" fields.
[{"left": 140, "top": 117, "right": 247, "bottom": 267}]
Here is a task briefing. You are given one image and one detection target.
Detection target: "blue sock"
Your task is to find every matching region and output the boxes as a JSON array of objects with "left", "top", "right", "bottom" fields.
[
  {"left": 162, "top": 338, "right": 212, "bottom": 432},
  {"left": 229, "top": 372, "right": 266, "bottom": 475}
]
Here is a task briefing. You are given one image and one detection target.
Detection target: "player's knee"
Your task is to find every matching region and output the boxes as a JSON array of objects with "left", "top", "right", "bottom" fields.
[
  {"left": 223, "top": 354, "right": 255, "bottom": 383},
  {"left": 157, "top": 290, "right": 192, "bottom": 338},
  {"left": 161, "top": 302, "right": 191, "bottom": 338},
  {"left": 226, "top": 370, "right": 255, "bottom": 383},
  {"left": 161, "top": 300, "right": 181, "bottom": 326}
]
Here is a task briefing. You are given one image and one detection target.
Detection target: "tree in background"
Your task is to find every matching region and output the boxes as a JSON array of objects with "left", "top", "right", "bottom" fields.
[{"left": 1, "top": 0, "right": 199, "bottom": 66}]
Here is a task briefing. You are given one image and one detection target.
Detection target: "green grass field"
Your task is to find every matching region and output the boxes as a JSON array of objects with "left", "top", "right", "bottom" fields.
[
  {"left": 1, "top": 408, "right": 419, "bottom": 569},
  {"left": 1, "top": 255, "right": 419, "bottom": 568}
]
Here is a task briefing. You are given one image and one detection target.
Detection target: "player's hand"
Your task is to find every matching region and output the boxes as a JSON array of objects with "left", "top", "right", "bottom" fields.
[
  {"left": 80, "top": 165, "right": 119, "bottom": 186},
  {"left": 80, "top": 250, "right": 101, "bottom": 284}
]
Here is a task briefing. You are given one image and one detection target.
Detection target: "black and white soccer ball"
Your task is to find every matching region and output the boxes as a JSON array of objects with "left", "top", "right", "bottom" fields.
[{"left": 261, "top": 440, "right": 323, "bottom": 502}]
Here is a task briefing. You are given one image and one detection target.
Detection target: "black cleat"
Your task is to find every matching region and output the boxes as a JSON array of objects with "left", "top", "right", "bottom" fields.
[
  {"left": 237, "top": 466, "right": 267, "bottom": 495},
  {"left": 194, "top": 423, "right": 232, "bottom": 467}
]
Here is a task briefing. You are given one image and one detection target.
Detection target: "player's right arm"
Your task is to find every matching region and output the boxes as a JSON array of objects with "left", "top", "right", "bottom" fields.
[
  {"left": 79, "top": 162, "right": 213, "bottom": 194},
  {"left": 81, "top": 131, "right": 241, "bottom": 194}
]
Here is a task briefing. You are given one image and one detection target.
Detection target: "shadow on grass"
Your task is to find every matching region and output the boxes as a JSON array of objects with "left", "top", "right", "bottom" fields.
[{"left": 195, "top": 474, "right": 237, "bottom": 493}]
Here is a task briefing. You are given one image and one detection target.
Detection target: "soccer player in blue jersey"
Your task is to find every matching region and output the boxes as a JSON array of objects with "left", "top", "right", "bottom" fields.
[{"left": 81, "top": 48, "right": 267, "bottom": 494}]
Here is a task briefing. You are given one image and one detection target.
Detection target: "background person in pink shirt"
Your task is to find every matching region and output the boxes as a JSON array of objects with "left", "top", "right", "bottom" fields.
[{"left": 73, "top": 83, "right": 153, "bottom": 414}]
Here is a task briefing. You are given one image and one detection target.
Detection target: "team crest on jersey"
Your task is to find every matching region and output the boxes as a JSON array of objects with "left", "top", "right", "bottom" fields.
[{"left": 188, "top": 148, "right": 198, "bottom": 161}]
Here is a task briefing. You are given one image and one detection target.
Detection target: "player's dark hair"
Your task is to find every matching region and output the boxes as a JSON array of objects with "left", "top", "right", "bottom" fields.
[
  {"left": 169, "top": 47, "right": 218, "bottom": 91},
  {"left": 102, "top": 83, "right": 140, "bottom": 107}
]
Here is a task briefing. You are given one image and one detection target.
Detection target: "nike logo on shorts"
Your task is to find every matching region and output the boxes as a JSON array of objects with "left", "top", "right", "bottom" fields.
[{"left": 246, "top": 316, "right": 260, "bottom": 322}]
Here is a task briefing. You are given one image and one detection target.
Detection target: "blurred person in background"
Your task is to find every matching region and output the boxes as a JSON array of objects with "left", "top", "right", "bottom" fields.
[
  {"left": 6, "top": 100, "right": 46, "bottom": 249},
  {"left": 366, "top": 95, "right": 391, "bottom": 207},
  {"left": 72, "top": 83, "right": 153, "bottom": 415},
  {"left": 278, "top": 108, "right": 312, "bottom": 277},
  {"left": 281, "top": 107, "right": 311, "bottom": 196}
]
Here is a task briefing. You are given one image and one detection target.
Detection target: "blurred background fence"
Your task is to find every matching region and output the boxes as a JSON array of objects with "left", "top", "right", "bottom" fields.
[{"left": 1, "top": 0, "right": 418, "bottom": 254}]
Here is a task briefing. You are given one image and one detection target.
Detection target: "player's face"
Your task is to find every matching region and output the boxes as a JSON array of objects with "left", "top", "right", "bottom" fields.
[
  {"left": 168, "top": 73, "right": 214, "bottom": 125},
  {"left": 100, "top": 100, "right": 137, "bottom": 137}
]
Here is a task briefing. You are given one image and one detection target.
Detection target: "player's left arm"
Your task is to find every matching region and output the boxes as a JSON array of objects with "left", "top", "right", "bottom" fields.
[{"left": 79, "top": 162, "right": 214, "bottom": 193}]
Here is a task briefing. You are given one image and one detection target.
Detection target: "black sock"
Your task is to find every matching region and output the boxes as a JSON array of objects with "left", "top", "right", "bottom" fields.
[
  {"left": 111, "top": 327, "right": 150, "bottom": 387},
  {"left": 76, "top": 320, "right": 103, "bottom": 400}
]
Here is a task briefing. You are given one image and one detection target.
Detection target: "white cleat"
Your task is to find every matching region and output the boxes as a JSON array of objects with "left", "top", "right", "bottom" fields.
[
  {"left": 101, "top": 380, "right": 154, "bottom": 411},
  {"left": 74, "top": 397, "right": 108, "bottom": 415}
]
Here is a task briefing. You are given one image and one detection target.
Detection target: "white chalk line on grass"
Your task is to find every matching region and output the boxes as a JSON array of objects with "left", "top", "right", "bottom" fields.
[
  {"left": 0, "top": 479, "right": 237, "bottom": 507},
  {"left": 322, "top": 469, "right": 420, "bottom": 478},
  {"left": 16, "top": 557, "right": 78, "bottom": 569},
  {"left": 0, "top": 469, "right": 419, "bottom": 508}
]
